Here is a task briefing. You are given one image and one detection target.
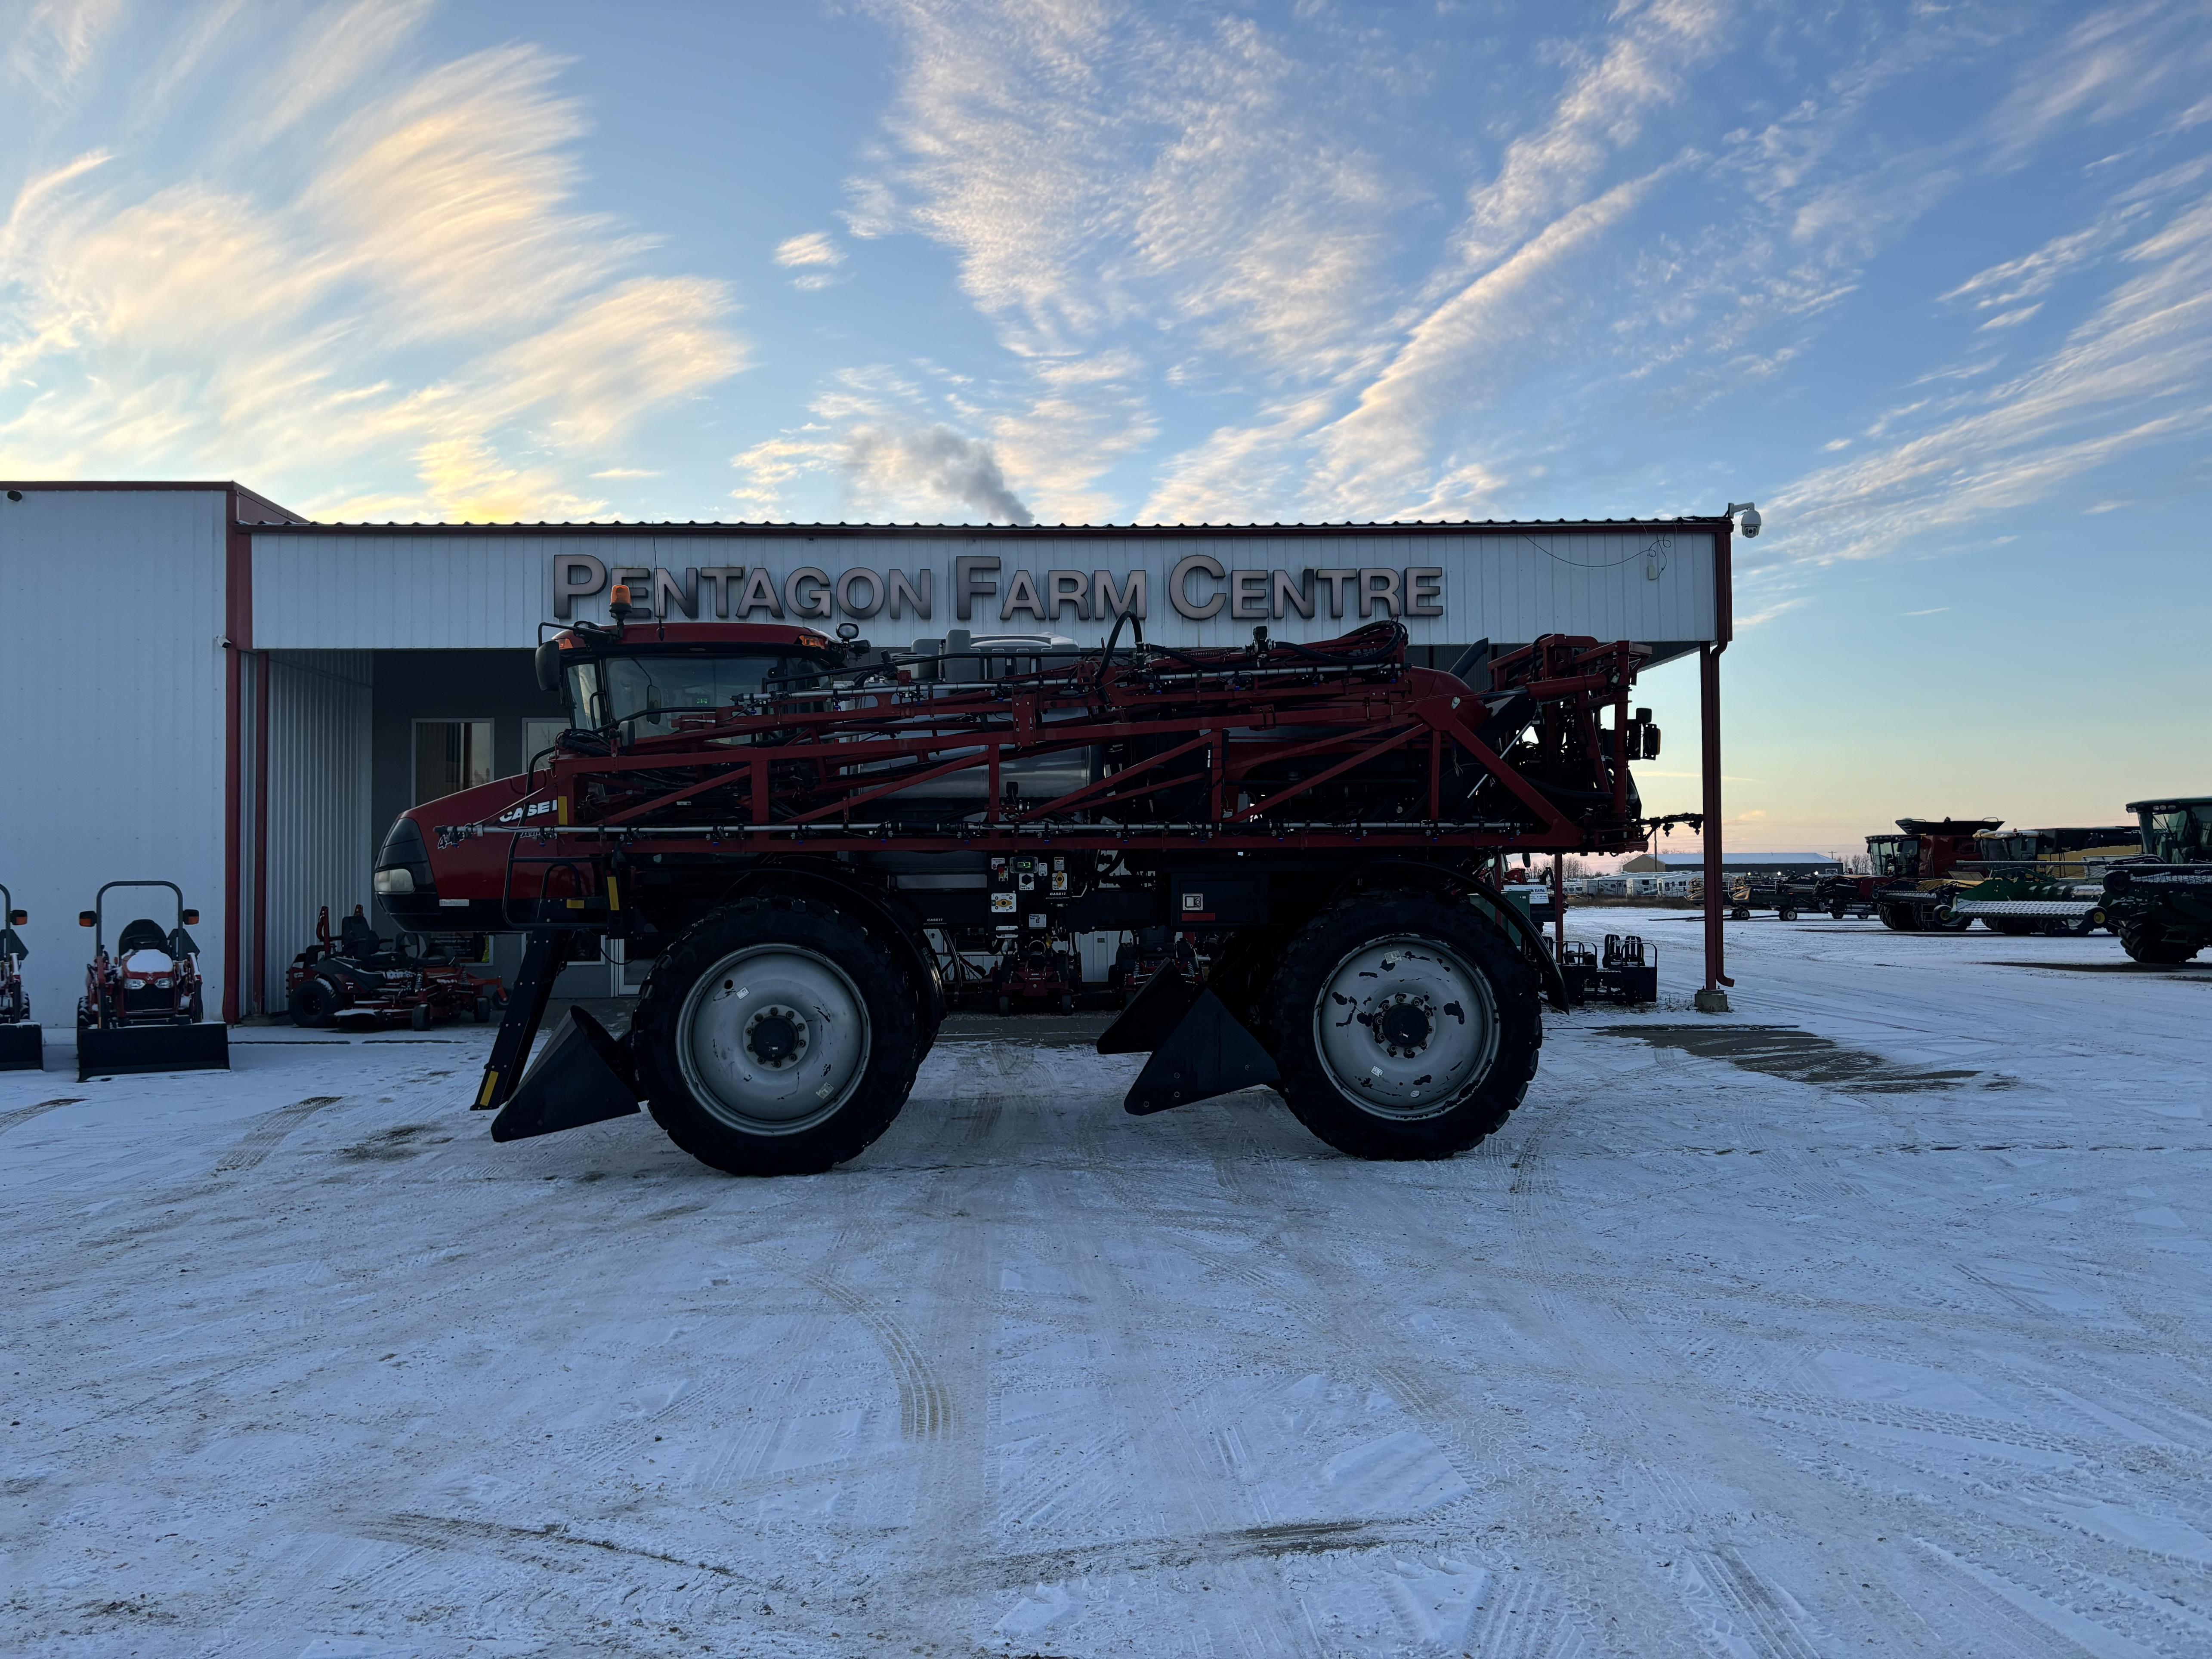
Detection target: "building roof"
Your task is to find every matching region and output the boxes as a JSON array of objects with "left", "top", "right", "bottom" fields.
[
  {"left": 235, "top": 515, "right": 1734, "bottom": 537},
  {"left": 1623, "top": 852, "right": 1842, "bottom": 870}
]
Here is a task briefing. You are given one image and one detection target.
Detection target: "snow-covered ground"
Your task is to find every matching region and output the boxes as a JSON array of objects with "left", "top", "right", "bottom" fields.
[{"left": 4, "top": 918, "right": 2208, "bottom": 1658}]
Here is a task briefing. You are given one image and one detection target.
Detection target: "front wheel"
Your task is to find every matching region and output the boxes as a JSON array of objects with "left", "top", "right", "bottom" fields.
[
  {"left": 633, "top": 897, "right": 921, "bottom": 1176},
  {"left": 2119, "top": 922, "right": 2198, "bottom": 965},
  {"left": 1270, "top": 896, "right": 1542, "bottom": 1161}
]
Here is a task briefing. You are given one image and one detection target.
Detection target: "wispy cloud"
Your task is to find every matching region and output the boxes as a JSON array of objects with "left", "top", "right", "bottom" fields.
[
  {"left": 732, "top": 367, "right": 1032, "bottom": 524},
  {"left": 8, "top": 0, "right": 124, "bottom": 102},
  {"left": 1768, "top": 180, "right": 2212, "bottom": 567},
  {"left": 0, "top": 16, "right": 748, "bottom": 519},
  {"left": 774, "top": 230, "right": 847, "bottom": 291}
]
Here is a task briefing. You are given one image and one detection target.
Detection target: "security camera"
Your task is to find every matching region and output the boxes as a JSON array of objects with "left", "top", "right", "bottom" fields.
[{"left": 1724, "top": 500, "right": 1761, "bottom": 538}]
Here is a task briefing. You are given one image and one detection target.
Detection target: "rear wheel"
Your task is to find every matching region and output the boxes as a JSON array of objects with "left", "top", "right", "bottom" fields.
[
  {"left": 1730, "top": 905, "right": 1752, "bottom": 921},
  {"left": 1270, "top": 896, "right": 1541, "bottom": 1161},
  {"left": 634, "top": 897, "right": 921, "bottom": 1176},
  {"left": 1878, "top": 903, "right": 1919, "bottom": 932},
  {"left": 2119, "top": 922, "right": 2198, "bottom": 964},
  {"left": 1778, "top": 906, "right": 1798, "bottom": 922}
]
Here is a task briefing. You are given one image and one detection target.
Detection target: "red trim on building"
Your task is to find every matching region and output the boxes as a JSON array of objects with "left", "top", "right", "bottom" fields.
[
  {"left": 221, "top": 490, "right": 256, "bottom": 1024},
  {"left": 253, "top": 651, "right": 271, "bottom": 1016}
]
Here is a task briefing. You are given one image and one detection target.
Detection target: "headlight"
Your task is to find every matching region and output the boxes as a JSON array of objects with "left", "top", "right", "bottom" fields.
[
  {"left": 154, "top": 976, "right": 172, "bottom": 989},
  {"left": 375, "top": 868, "right": 416, "bottom": 896}
]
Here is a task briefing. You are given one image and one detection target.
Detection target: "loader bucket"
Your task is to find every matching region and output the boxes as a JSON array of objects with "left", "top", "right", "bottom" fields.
[
  {"left": 0, "top": 1023, "right": 43, "bottom": 1071},
  {"left": 77, "top": 1022, "right": 229, "bottom": 1081},
  {"left": 490, "top": 1007, "right": 641, "bottom": 1142}
]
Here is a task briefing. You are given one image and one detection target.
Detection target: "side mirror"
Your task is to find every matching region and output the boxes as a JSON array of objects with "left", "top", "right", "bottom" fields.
[
  {"left": 8, "top": 909, "right": 22, "bottom": 926},
  {"left": 182, "top": 908, "right": 200, "bottom": 925},
  {"left": 534, "top": 637, "right": 566, "bottom": 693},
  {"left": 79, "top": 911, "right": 96, "bottom": 927}
]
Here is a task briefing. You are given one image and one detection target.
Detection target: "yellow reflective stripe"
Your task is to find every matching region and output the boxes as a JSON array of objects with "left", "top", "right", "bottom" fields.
[{"left": 475, "top": 1070, "right": 499, "bottom": 1107}]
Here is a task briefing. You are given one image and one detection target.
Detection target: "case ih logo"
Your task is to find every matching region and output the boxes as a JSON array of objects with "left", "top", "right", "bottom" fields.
[{"left": 550, "top": 553, "right": 1444, "bottom": 626}]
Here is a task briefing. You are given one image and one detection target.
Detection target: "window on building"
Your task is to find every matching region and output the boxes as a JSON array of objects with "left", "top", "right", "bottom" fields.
[{"left": 413, "top": 719, "right": 494, "bottom": 804}]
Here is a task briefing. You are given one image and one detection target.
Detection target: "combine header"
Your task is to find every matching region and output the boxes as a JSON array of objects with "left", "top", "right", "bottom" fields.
[{"left": 385, "top": 611, "right": 1671, "bottom": 1175}]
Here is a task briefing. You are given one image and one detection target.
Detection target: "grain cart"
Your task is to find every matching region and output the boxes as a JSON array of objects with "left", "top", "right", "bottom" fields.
[
  {"left": 74, "top": 881, "right": 228, "bottom": 1080},
  {"left": 381, "top": 611, "right": 1667, "bottom": 1175},
  {"left": 0, "top": 885, "right": 37, "bottom": 1071},
  {"left": 1947, "top": 824, "right": 2140, "bottom": 936},
  {"left": 2100, "top": 796, "right": 2212, "bottom": 963}
]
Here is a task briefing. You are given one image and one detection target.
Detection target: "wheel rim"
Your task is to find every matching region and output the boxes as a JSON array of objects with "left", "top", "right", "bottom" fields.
[
  {"left": 1310, "top": 933, "right": 1498, "bottom": 1121},
  {"left": 677, "top": 944, "right": 872, "bottom": 1136}
]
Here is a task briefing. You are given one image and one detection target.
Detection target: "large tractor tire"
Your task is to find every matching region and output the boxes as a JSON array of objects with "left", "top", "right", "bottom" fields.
[
  {"left": 633, "top": 896, "right": 921, "bottom": 1176},
  {"left": 1878, "top": 902, "right": 1920, "bottom": 932},
  {"left": 2119, "top": 923, "right": 2198, "bottom": 965},
  {"left": 1269, "top": 896, "right": 1541, "bottom": 1162}
]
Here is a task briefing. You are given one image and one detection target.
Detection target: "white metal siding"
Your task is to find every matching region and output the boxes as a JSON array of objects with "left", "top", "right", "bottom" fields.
[
  {"left": 253, "top": 529, "right": 1717, "bottom": 653},
  {"left": 261, "top": 651, "right": 374, "bottom": 1011},
  {"left": 0, "top": 489, "right": 230, "bottom": 1028}
]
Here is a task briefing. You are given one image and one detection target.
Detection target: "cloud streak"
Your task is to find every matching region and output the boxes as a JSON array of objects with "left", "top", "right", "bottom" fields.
[{"left": 0, "top": 13, "right": 748, "bottom": 519}]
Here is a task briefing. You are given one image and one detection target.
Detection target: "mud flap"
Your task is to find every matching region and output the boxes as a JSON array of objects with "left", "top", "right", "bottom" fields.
[
  {"left": 1096, "top": 966, "right": 1201, "bottom": 1055},
  {"left": 1119, "top": 989, "right": 1280, "bottom": 1117},
  {"left": 0, "top": 1023, "right": 43, "bottom": 1071},
  {"left": 77, "top": 1022, "right": 229, "bottom": 1081},
  {"left": 489, "top": 1007, "right": 642, "bottom": 1142}
]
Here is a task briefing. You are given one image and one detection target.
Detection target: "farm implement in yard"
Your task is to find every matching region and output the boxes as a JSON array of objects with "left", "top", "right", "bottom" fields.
[
  {"left": 0, "top": 884, "right": 37, "bottom": 1071},
  {"left": 285, "top": 904, "right": 504, "bottom": 1029},
  {"left": 2101, "top": 796, "right": 2212, "bottom": 964},
  {"left": 74, "top": 880, "right": 227, "bottom": 1081},
  {"left": 385, "top": 607, "right": 1672, "bottom": 1176}
]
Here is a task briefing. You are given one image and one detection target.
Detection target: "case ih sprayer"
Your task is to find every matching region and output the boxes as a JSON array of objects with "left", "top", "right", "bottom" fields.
[{"left": 380, "top": 606, "right": 1674, "bottom": 1176}]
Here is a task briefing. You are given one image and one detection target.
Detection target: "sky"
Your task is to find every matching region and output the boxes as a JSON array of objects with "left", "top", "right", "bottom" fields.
[{"left": 2, "top": 0, "right": 2207, "bottom": 852}]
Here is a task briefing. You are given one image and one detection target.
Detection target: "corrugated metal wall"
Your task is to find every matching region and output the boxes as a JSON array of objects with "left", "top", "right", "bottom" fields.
[
  {"left": 253, "top": 528, "right": 1719, "bottom": 656},
  {"left": 260, "top": 650, "right": 374, "bottom": 1012},
  {"left": 0, "top": 488, "right": 230, "bottom": 1027}
]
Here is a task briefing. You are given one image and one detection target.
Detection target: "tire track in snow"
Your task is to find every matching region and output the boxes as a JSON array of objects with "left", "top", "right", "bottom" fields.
[
  {"left": 213, "top": 1094, "right": 342, "bottom": 1171},
  {"left": 0, "top": 1096, "right": 82, "bottom": 1138}
]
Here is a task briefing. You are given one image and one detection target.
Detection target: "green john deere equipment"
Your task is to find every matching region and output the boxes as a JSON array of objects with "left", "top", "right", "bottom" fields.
[
  {"left": 1947, "top": 823, "right": 2140, "bottom": 936},
  {"left": 2100, "top": 797, "right": 2212, "bottom": 964}
]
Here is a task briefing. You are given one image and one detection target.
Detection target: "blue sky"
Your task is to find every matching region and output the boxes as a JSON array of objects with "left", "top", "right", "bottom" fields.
[{"left": 3, "top": 0, "right": 2207, "bottom": 849}]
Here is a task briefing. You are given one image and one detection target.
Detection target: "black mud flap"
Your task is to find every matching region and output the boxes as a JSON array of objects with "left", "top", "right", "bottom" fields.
[
  {"left": 0, "top": 1023, "right": 43, "bottom": 1071},
  {"left": 77, "top": 1022, "right": 229, "bottom": 1081},
  {"left": 1120, "top": 989, "right": 1280, "bottom": 1117},
  {"left": 490, "top": 1007, "right": 642, "bottom": 1143},
  {"left": 1097, "top": 967, "right": 1201, "bottom": 1055}
]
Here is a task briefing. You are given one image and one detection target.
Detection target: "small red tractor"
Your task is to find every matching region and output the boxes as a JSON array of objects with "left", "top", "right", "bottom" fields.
[
  {"left": 0, "top": 884, "right": 37, "bottom": 1071},
  {"left": 286, "top": 905, "right": 504, "bottom": 1029},
  {"left": 75, "top": 880, "right": 228, "bottom": 1080},
  {"left": 989, "top": 932, "right": 1084, "bottom": 1013}
]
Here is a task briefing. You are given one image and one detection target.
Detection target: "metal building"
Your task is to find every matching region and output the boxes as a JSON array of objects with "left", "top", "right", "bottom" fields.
[{"left": 0, "top": 483, "right": 1740, "bottom": 1027}]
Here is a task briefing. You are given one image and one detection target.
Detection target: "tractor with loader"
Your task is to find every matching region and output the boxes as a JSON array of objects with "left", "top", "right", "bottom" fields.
[
  {"left": 0, "top": 884, "right": 36, "bottom": 1071},
  {"left": 74, "top": 881, "right": 229, "bottom": 1081},
  {"left": 380, "top": 599, "right": 1676, "bottom": 1177}
]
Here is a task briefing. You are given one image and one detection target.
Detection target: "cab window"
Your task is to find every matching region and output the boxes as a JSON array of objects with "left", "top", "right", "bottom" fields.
[{"left": 570, "top": 653, "right": 805, "bottom": 731}]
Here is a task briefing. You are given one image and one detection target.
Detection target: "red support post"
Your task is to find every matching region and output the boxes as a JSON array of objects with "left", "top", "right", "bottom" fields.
[
  {"left": 1699, "top": 644, "right": 1730, "bottom": 999},
  {"left": 1699, "top": 515, "right": 1735, "bottom": 1009}
]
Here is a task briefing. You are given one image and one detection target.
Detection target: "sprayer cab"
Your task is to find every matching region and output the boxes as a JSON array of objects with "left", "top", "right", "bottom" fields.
[{"left": 533, "top": 618, "right": 846, "bottom": 740}]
